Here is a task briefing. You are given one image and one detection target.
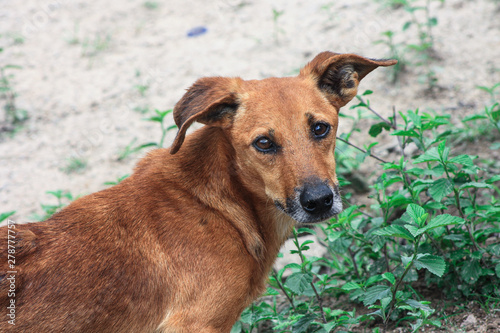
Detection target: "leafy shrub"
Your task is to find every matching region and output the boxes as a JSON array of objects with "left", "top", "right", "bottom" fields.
[{"left": 233, "top": 83, "right": 500, "bottom": 332}]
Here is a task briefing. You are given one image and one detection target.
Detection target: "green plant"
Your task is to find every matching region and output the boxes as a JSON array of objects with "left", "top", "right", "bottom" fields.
[
  {"left": 82, "top": 32, "right": 111, "bottom": 58},
  {"left": 374, "top": 31, "right": 408, "bottom": 83},
  {"left": 375, "top": 0, "right": 443, "bottom": 90},
  {"left": 460, "top": 83, "right": 500, "bottom": 149},
  {"left": 0, "top": 211, "right": 16, "bottom": 224},
  {"left": 61, "top": 156, "right": 88, "bottom": 174},
  {"left": 118, "top": 109, "right": 176, "bottom": 160},
  {"left": 65, "top": 22, "right": 80, "bottom": 45},
  {"left": 143, "top": 1, "right": 159, "bottom": 10},
  {"left": 31, "top": 190, "right": 75, "bottom": 221},
  {"left": 0, "top": 48, "right": 28, "bottom": 127},
  {"left": 118, "top": 138, "right": 155, "bottom": 161},
  {"left": 103, "top": 174, "right": 129, "bottom": 186},
  {"left": 271, "top": 8, "right": 285, "bottom": 44},
  {"left": 477, "top": 82, "right": 500, "bottom": 105},
  {"left": 135, "top": 84, "right": 149, "bottom": 97},
  {"left": 232, "top": 86, "right": 500, "bottom": 331},
  {"left": 133, "top": 105, "right": 150, "bottom": 114}
]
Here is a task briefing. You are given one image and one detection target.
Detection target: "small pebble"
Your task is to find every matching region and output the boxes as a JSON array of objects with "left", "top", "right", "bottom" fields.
[{"left": 461, "top": 314, "right": 477, "bottom": 328}]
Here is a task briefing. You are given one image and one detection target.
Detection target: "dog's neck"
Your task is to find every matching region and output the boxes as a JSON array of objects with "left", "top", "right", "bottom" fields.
[{"left": 166, "top": 126, "right": 295, "bottom": 269}]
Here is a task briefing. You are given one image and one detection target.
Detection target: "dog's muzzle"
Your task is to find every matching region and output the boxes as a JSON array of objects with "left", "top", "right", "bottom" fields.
[{"left": 277, "top": 180, "right": 342, "bottom": 224}]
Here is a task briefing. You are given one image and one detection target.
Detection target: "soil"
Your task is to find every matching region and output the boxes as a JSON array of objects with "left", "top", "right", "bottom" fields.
[{"left": 1, "top": 0, "right": 499, "bottom": 331}]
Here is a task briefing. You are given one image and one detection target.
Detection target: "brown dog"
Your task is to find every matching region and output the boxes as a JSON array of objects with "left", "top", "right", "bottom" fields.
[{"left": 0, "top": 52, "right": 395, "bottom": 332}]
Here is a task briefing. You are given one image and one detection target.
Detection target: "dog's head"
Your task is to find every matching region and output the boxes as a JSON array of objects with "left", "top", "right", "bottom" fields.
[{"left": 170, "top": 52, "right": 396, "bottom": 224}]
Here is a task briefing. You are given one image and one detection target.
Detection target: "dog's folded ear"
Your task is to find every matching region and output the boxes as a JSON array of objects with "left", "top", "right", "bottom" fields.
[
  {"left": 170, "top": 77, "right": 241, "bottom": 154},
  {"left": 300, "top": 52, "right": 397, "bottom": 109}
]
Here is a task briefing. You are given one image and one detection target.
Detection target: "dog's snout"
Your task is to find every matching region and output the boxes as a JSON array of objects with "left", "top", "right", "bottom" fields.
[{"left": 299, "top": 183, "right": 334, "bottom": 216}]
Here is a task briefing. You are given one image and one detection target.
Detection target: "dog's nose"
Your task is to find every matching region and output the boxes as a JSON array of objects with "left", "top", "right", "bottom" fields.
[{"left": 300, "top": 183, "right": 334, "bottom": 215}]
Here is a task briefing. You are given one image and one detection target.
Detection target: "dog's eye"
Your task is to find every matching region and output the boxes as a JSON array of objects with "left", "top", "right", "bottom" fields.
[
  {"left": 253, "top": 137, "right": 277, "bottom": 153},
  {"left": 312, "top": 122, "right": 330, "bottom": 138}
]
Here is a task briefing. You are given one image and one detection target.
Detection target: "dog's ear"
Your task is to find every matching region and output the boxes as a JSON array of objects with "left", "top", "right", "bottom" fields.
[
  {"left": 300, "top": 52, "right": 397, "bottom": 108},
  {"left": 170, "top": 77, "right": 241, "bottom": 154}
]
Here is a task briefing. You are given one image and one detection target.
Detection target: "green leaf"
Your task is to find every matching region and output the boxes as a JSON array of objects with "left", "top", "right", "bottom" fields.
[
  {"left": 0, "top": 211, "right": 16, "bottom": 223},
  {"left": 461, "top": 260, "right": 481, "bottom": 284},
  {"left": 374, "top": 225, "right": 415, "bottom": 241},
  {"left": 459, "top": 182, "right": 494, "bottom": 190},
  {"left": 448, "top": 155, "right": 474, "bottom": 166},
  {"left": 463, "top": 114, "right": 487, "bottom": 122},
  {"left": 443, "top": 234, "right": 465, "bottom": 242},
  {"left": 342, "top": 282, "right": 362, "bottom": 291},
  {"left": 296, "top": 227, "right": 316, "bottom": 235},
  {"left": 327, "top": 230, "right": 345, "bottom": 242},
  {"left": 406, "top": 299, "right": 433, "bottom": 312},
  {"left": 284, "top": 272, "right": 313, "bottom": 295},
  {"left": 415, "top": 254, "right": 446, "bottom": 277},
  {"left": 425, "top": 214, "right": 465, "bottom": 231},
  {"left": 408, "top": 110, "right": 422, "bottom": 128},
  {"left": 363, "top": 285, "right": 392, "bottom": 306},
  {"left": 264, "top": 287, "right": 280, "bottom": 296},
  {"left": 292, "top": 314, "right": 317, "bottom": 333},
  {"left": 407, "top": 204, "right": 426, "bottom": 225},
  {"left": 429, "top": 178, "right": 453, "bottom": 202},
  {"left": 401, "top": 255, "right": 413, "bottom": 269},
  {"left": 362, "top": 90, "right": 373, "bottom": 95},
  {"left": 402, "top": 21, "right": 412, "bottom": 31},
  {"left": 284, "top": 263, "right": 302, "bottom": 271},
  {"left": 410, "top": 214, "right": 464, "bottom": 237},
  {"left": 404, "top": 224, "right": 421, "bottom": 237},
  {"left": 3, "top": 64, "right": 22, "bottom": 70},
  {"left": 413, "top": 147, "right": 440, "bottom": 163},
  {"left": 327, "top": 309, "right": 345, "bottom": 317},
  {"left": 392, "top": 129, "right": 420, "bottom": 138},
  {"left": 300, "top": 240, "right": 315, "bottom": 249},
  {"left": 146, "top": 115, "right": 163, "bottom": 122},
  {"left": 369, "top": 122, "right": 392, "bottom": 137},
  {"left": 495, "top": 264, "right": 500, "bottom": 278},
  {"left": 471, "top": 251, "right": 483, "bottom": 260},
  {"left": 486, "top": 175, "right": 500, "bottom": 184},
  {"left": 382, "top": 272, "right": 395, "bottom": 285},
  {"left": 387, "top": 194, "right": 412, "bottom": 209},
  {"left": 437, "top": 140, "right": 449, "bottom": 161},
  {"left": 319, "top": 321, "right": 337, "bottom": 332},
  {"left": 136, "top": 142, "right": 158, "bottom": 150},
  {"left": 491, "top": 142, "right": 500, "bottom": 150},
  {"left": 366, "top": 275, "right": 385, "bottom": 287},
  {"left": 230, "top": 321, "right": 242, "bottom": 333}
]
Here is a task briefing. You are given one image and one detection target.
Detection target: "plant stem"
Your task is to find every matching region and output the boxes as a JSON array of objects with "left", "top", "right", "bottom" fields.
[
  {"left": 384, "top": 235, "right": 422, "bottom": 328},
  {"left": 159, "top": 125, "right": 166, "bottom": 148},
  {"left": 348, "top": 246, "right": 361, "bottom": 279},
  {"left": 292, "top": 229, "right": 327, "bottom": 323},
  {"left": 336, "top": 136, "right": 388, "bottom": 164},
  {"left": 384, "top": 243, "right": 390, "bottom": 272},
  {"left": 272, "top": 270, "right": 296, "bottom": 311},
  {"left": 356, "top": 208, "right": 374, "bottom": 219},
  {"left": 311, "top": 282, "right": 327, "bottom": 323},
  {"left": 356, "top": 96, "right": 396, "bottom": 129},
  {"left": 442, "top": 165, "right": 465, "bottom": 219}
]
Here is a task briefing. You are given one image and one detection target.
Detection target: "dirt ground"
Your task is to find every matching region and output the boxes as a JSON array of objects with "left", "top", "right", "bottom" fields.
[{"left": 1, "top": 0, "right": 499, "bottom": 331}]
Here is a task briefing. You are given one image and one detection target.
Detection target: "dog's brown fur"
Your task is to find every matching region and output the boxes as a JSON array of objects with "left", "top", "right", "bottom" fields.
[{"left": 0, "top": 52, "right": 395, "bottom": 332}]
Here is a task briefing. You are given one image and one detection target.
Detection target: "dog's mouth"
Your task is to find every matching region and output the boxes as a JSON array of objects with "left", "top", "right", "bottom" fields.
[{"left": 274, "top": 183, "right": 342, "bottom": 224}]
